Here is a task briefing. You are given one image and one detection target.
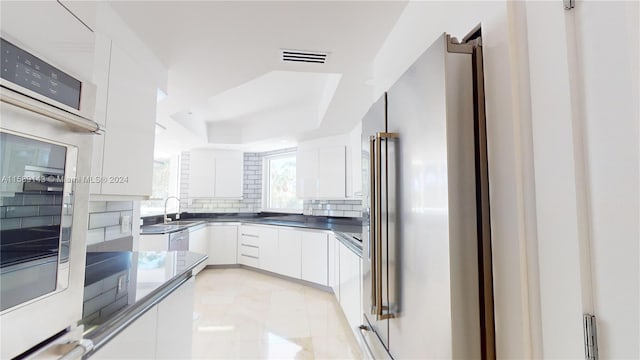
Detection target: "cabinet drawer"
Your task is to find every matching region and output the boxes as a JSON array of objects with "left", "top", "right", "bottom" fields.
[
  {"left": 240, "top": 225, "right": 261, "bottom": 237},
  {"left": 239, "top": 243, "right": 259, "bottom": 258},
  {"left": 239, "top": 254, "right": 259, "bottom": 267},
  {"left": 240, "top": 234, "right": 260, "bottom": 247}
]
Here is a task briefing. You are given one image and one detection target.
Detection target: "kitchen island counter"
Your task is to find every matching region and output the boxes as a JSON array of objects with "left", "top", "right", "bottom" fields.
[{"left": 80, "top": 250, "right": 206, "bottom": 358}]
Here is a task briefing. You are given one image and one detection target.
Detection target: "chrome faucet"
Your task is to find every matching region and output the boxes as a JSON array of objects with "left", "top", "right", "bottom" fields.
[{"left": 164, "top": 196, "right": 181, "bottom": 224}]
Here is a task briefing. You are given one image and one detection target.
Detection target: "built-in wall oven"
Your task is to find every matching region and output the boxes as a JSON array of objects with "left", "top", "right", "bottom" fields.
[{"left": 0, "top": 35, "right": 99, "bottom": 359}]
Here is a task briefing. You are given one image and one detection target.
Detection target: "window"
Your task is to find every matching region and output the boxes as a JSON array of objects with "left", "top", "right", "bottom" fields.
[
  {"left": 263, "top": 152, "right": 302, "bottom": 212},
  {"left": 140, "top": 154, "right": 180, "bottom": 216}
]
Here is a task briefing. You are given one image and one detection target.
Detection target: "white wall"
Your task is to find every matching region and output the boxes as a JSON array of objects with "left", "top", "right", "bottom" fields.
[
  {"left": 573, "top": 1, "right": 639, "bottom": 357},
  {"left": 372, "top": 2, "right": 538, "bottom": 357},
  {"left": 525, "top": 2, "right": 587, "bottom": 357},
  {"left": 524, "top": 1, "right": 639, "bottom": 358}
]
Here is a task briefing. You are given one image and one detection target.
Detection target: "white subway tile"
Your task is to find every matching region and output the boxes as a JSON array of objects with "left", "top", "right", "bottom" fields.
[
  {"left": 105, "top": 225, "right": 128, "bottom": 241},
  {"left": 343, "top": 211, "right": 361, "bottom": 218},
  {"left": 87, "top": 228, "right": 105, "bottom": 245},
  {"left": 89, "top": 212, "right": 120, "bottom": 229},
  {"left": 89, "top": 201, "right": 107, "bottom": 213},
  {"left": 328, "top": 210, "right": 345, "bottom": 217}
]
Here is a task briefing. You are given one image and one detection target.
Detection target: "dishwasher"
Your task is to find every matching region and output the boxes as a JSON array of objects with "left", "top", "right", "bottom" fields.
[{"left": 168, "top": 229, "right": 189, "bottom": 251}]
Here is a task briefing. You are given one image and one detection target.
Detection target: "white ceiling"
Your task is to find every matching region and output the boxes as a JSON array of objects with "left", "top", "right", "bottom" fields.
[{"left": 107, "top": 1, "right": 408, "bottom": 153}]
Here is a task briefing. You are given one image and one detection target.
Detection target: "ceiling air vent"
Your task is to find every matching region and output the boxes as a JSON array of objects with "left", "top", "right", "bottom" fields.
[{"left": 280, "top": 49, "right": 327, "bottom": 64}]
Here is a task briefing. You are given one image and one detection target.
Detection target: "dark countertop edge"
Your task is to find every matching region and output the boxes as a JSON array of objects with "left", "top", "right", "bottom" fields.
[
  {"left": 140, "top": 218, "right": 362, "bottom": 235},
  {"left": 141, "top": 220, "right": 363, "bottom": 258},
  {"left": 334, "top": 231, "right": 363, "bottom": 257},
  {"left": 82, "top": 252, "right": 207, "bottom": 358}
]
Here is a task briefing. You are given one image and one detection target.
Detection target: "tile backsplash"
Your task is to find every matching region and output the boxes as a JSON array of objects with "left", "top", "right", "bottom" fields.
[
  {"left": 179, "top": 148, "right": 363, "bottom": 218},
  {"left": 86, "top": 201, "right": 133, "bottom": 247},
  {"left": 0, "top": 192, "right": 63, "bottom": 230},
  {"left": 179, "top": 151, "right": 263, "bottom": 213},
  {"left": 302, "top": 199, "right": 363, "bottom": 218}
]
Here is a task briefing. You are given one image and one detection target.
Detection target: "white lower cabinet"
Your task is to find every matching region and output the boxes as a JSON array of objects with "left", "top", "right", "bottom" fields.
[
  {"left": 328, "top": 234, "right": 340, "bottom": 299},
  {"left": 301, "top": 231, "right": 328, "bottom": 285},
  {"left": 237, "top": 225, "right": 265, "bottom": 268},
  {"left": 156, "top": 278, "right": 195, "bottom": 359},
  {"left": 257, "top": 227, "right": 279, "bottom": 273},
  {"left": 277, "top": 229, "right": 302, "bottom": 279},
  {"left": 236, "top": 225, "right": 329, "bottom": 287},
  {"left": 91, "top": 306, "right": 158, "bottom": 359},
  {"left": 338, "top": 241, "right": 362, "bottom": 330},
  {"left": 91, "top": 278, "right": 195, "bottom": 359},
  {"left": 188, "top": 227, "right": 208, "bottom": 275},
  {"left": 208, "top": 225, "right": 238, "bottom": 265}
]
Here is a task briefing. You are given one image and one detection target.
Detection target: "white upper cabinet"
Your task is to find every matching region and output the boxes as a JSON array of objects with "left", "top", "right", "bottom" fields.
[
  {"left": 188, "top": 150, "right": 243, "bottom": 198},
  {"left": 296, "top": 135, "right": 347, "bottom": 199},
  {"left": 347, "top": 121, "right": 363, "bottom": 198},
  {"left": 94, "top": 42, "right": 157, "bottom": 196},
  {"left": 296, "top": 150, "right": 319, "bottom": 198},
  {"left": 214, "top": 152, "right": 244, "bottom": 198},
  {"left": 188, "top": 150, "right": 216, "bottom": 198},
  {"left": 317, "top": 146, "right": 346, "bottom": 198}
]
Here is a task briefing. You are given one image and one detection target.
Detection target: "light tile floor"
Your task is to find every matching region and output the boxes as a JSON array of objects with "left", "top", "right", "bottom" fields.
[{"left": 192, "top": 268, "right": 363, "bottom": 360}]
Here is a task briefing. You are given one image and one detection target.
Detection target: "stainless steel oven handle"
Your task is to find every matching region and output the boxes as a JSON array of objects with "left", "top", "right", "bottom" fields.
[{"left": 0, "top": 87, "right": 101, "bottom": 133}]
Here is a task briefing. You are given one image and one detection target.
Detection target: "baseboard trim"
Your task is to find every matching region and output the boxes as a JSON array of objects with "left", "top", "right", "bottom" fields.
[{"left": 202, "top": 264, "right": 333, "bottom": 293}]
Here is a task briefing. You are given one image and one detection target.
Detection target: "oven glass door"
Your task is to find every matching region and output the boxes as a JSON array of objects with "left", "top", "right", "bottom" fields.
[{"left": 0, "top": 131, "right": 76, "bottom": 313}]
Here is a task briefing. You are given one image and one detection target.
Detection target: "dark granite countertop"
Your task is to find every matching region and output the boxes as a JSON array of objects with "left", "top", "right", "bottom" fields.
[
  {"left": 80, "top": 250, "right": 207, "bottom": 357},
  {"left": 140, "top": 213, "right": 363, "bottom": 235}
]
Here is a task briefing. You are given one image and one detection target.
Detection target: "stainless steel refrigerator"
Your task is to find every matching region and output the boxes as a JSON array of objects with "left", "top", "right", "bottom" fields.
[{"left": 360, "top": 31, "right": 495, "bottom": 359}]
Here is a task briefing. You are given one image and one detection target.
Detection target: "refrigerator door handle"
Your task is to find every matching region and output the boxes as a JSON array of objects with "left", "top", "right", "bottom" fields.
[
  {"left": 375, "top": 132, "right": 399, "bottom": 320},
  {"left": 369, "top": 135, "right": 378, "bottom": 315},
  {"left": 374, "top": 133, "right": 383, "bottom": 319}
]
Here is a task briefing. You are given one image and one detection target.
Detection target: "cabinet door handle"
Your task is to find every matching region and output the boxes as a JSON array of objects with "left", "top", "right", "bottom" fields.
[{"left": 241, "top": 233, "right": 259, "bottom": 238}]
